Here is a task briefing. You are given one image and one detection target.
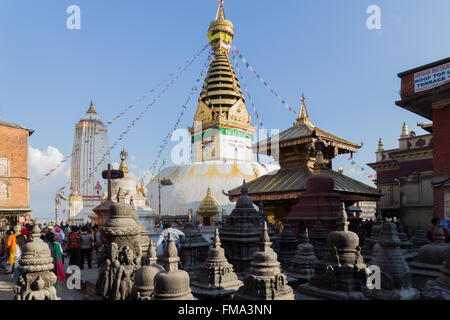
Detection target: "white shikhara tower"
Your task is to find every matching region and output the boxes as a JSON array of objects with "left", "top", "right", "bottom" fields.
[{"left": 70, "top": 101, "right": 110, "bottom": 222}]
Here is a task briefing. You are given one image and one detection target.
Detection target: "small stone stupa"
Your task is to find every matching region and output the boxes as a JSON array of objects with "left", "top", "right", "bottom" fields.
[
  {"left": 13, "top": 224, "right": 60, "bottom": 300},
  {"left": 364, "top": 222, "right": 419, "bottom": 300},
  {"left": 132, "top": 240, "right": 164, "bottom": 300},
  {"left": 220, "top": 180, "right": 264, "bottom": 274},
  {"left": 308, "top": 217, "right": 328, "bottom": 260},
  {"left": 361, "top": 209, "right": 384, "bottom": 263},
  {"left": 410, "top": 226, "right": 431, "bottom": 251},
  {"left": 410, "top": 223, "right": 448, "bottom": 290},
  {"left": 421, "top": 243, "right": 450, "bottom": 300},
  {"left": 296, "top": 204, "right": 369, "bottom": 300},
  {"left": 258, "top": 201, "right": 280, "bottom": 252},
  {"left": 278, "top": 223, "right": 298, "bottom": 269},
  {"left": 235, "top": 222, "right": 294, "bottom": 300},
  {"left": 287, "top": 228, "right": 316, "bottom": 290},
  {"left": 191, "top": 229, "right": 243, "bottom": 299},
  {"left": 153, "top": 233, "right": 194, "bottom": 300},
  {"left": 96, "top": 188, "right": 142, "bottom": 300},
  {"left": 397, "top": 221, "right": 417, "bottom": 262},
  {"left": 180, "top": 222, "right": 210, "bottom": 274}
]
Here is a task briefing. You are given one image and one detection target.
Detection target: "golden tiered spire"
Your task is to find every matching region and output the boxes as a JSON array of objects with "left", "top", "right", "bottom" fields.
[
  {"left": 215, "top": 0, "right": 226, "bottom": 20},
  {"left": 119, "top": 148, "right": 129, "bottom": 177},
  {"left": 86, "top": 100, "right": 97, "bottom": 114},
  {"left": 377, "top": 137, "right": 384, "bottom": 151},
  {"left": 295, "top": 93, "right": 311, "bottom": 126},
  {"left": 401, "top": 122, "right": 409, "bottom": 138}
]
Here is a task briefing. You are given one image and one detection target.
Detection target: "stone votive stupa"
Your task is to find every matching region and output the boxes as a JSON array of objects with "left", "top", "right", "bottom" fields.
[
  {"left": 234, "top": 222, "right": 294, "bottom": 300},
  {"left": 410, "top": 226, "right": 431, "bottom": 251},
  {"left": 397, "top": 221, "right": 417, "bottom": 262},
  {"left": 410, "top": 223, "right": 448, "bottom": 290},
  {"left": 308, "top": 217, "right": 328, "bottom": 260},
  {"left": 132, "top": 239, "right": 164, "bottom": 300},
  {"left": 220, "top": 180, "right": 265, "bottom": 274},
  {"left": 190, "top": 229, "right": 243, "bottom": 299},
  {"left": 153, "top": 233, "right": 194, "bottom": 300},
  {"left": 287, "top": 228, "right": 316, "bottom": 290},
  {"left": 361, "top": 209, "right": 384, "bottom": 263},
  {"left": 179, "top": 222, "right": 210, "bottom": 274},
  {"left": 296, "top": 203, "right": 369, "bottom": 300},
  {"left": 96, "top": 188, "right": 142, "bottom": 300},
  {"left": 13, "top": 224, "right": 60, "bottom": 300},
  {"left": 364, "top": 222, "right": 419, "bottom": 300},
  {"left": 421, "top": 243, "right": 450, "bottom": 300},
  {"left": 258, "top": 201, "right": 280, "bottom": 253},
  {"left": 277, "top": 223, "right": 298, "bottom": 269}
]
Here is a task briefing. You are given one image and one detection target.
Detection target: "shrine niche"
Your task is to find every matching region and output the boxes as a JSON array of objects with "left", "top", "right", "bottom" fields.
[
  {"left": 0, "top": 181, "right": 8, "bottom": 200},
  {"left": 0, "top": 158, "right": 8, "bottom": 177}
]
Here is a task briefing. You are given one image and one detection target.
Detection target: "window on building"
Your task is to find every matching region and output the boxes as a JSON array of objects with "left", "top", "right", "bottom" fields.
[
  {"left": 0, "top": 158, "right": 8, "bottom": 177},
  {"left": 445, "top": 192, "right": 450, "bottom": 221},
  {"left": 0, "top": 181, "right": 8, "bottom": 200}
]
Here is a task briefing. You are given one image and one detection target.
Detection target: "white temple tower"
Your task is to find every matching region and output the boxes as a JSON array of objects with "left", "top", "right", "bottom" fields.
[{"left": 69, "top": 101, "right": 110, "bottom": 222}]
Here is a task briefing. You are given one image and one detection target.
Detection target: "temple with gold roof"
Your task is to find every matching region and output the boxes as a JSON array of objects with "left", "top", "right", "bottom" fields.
[
  {"left": 227, "top": 94, "right": 381, "bottom": 227},
  {"left": 146, "top": 0, "right": 278, "bottom": 219}
]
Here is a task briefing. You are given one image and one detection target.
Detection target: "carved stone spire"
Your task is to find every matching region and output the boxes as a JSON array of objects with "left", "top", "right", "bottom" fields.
[{"left": 287, "top": 228, "right": 316, "bottom": 289}]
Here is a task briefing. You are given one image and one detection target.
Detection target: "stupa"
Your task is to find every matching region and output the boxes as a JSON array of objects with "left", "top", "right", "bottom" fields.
[
  {"left": 220, "top": 180, "right": 264, "bottom": 274},
  {"left": 277, "top": 223, "right": 298, "bottom": 269},
  {"left": 421, "top": 244, "right": 450, "bottom": 300},
  {"left": 196, "top": 187, "right": 220, "bottom": 226},
  {"left": 146, "top": 0, "right": 278, "bottom": 218},
  {"left": 397, "top": 222, "right": 417, "bottom": 262},
  {"left": 361, "top": 209, "right": 384, "bottom": 263},
  {"left": 13, "top": 224, "right": 60, "bottom": 300},
  {"left": 132, "top": 240, "right": 164, "bottom": 300},
  {"left": 296, "top": 204, "right": 369, "bottom": 300},
  {"left": 410, "top": 226, "right": 431, "bottom": 251},
  {"left": 179, "top": 222, "right": 210, "bottom": 274},
  {"left": 258, "top": 201, "right": 280, "bottom": 252},
  {"left": 235, "top": 222, "right": 294, "bottom": 300},
  {"left": 410, "top": 224, "right": 448, "bottom": 290},
  {"left": 287, "top": 229, "right": 316, "bottom": 290},
  {"left": 153, "top": 233, "right": 194, "bottom": 300},
  {"left": 191, "top": 229, "right": 243, "bottom": 299},
  {"left": 69, "top": 101, "right": 110, "bottom": 222},
  {"left": 364, "top": 222, "right": 419, "bottom": 300},
  {"left": 308, "top": 217, "right": 328, "bottom": 260}
]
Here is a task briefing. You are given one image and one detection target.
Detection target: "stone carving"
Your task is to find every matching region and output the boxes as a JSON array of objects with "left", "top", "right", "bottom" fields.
[
  {"left": 296, "top": 204, "right": 369, "bottom": 300},
  {"left": 191, "top": 229, "right": 243, "bottom": 299},
  {"left": 308, "top": 217, "right": 328, "bottom": 260},
  {"left": 95, "top": 188, "right": 142, "bottom": 300},
  {"left": 258, "top": 202, "right": 280, "bottom": 252},
  {"left": 410, "top": 223, "right": 448, "bottom": 290},
  {"left": 153, "top": 233, "right": 193, "bottom": 300},
  {"left": 421, "top": 244, "right": 450, "bottom": 300},
  {"left": 180, "top": 222, "right": 209, "bottom": 274},
  {"left": 220, "top": 181, "right": 264, "bottom": 274},
  {"left": 235, "top": 222, "right": 294, "bottom": 300},
  {"left": 410, "top": 226, "right": 431, "bottom": 251},
  {"left": 364, "top": 222, "right": 419, "bottom": 300},
  {"left": 14, "top": 224, "right": 60, "bottom": 300},
  {"left": 287, "top": 228, "right": 316, "bottom": 290},
  {"left": 278, "top": 223, "right": 298, "bottom": 269},
  {"left": 132, "top": 240, "right": 164, "bottom": 300},
  {"left": 361, "top": 209, "right": 384, "bottom": 263}
]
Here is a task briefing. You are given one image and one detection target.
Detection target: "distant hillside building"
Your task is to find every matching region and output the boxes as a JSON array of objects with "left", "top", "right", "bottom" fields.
[{"left": 0, "top": 116, "right": 34, "bottom": 226}]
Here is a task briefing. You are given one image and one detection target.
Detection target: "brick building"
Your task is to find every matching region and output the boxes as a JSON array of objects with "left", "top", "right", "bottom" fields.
[
  {"left": 0, "top": 117, "right": 34, "bottom": 226},
  {"left": 395, "top": 57, "right": 450, "bottom": 223}
]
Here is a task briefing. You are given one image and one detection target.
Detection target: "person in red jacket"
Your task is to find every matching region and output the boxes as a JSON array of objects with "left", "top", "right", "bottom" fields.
[
  {"left": 431, "top": 218, "right": 449, "bottom": 243},
  {"left": 68, "top": 226, "right": 81, "bottom": 267}
]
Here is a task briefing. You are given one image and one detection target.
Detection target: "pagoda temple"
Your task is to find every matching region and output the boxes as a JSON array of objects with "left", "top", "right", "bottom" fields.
[
  {"left": 227, "top": 94, "right": 380, "bottom": 229},
  {"left": 146, "top": 0, "right": 277, "bottom": 217}
]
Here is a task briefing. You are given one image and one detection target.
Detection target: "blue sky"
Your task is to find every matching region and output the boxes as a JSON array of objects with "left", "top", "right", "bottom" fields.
[{"left": 1, "top": 0, "right": 449, "bottom": 220}]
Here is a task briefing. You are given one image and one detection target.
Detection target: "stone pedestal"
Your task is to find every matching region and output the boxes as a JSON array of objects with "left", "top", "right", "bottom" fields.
[
  {"left": 410, "top": 224, "right": 448, "bottom": 290},
  {"left": 180, "top": 222, "right": 210, "bottom": 275},
  {"left": 421, "top": 244, "right": 450, "bottom": 300},
  {"left": 191, "top": 229, "right": 243, "bottom": 299},
  {"left": 13, "top": 225, "right": 60, "bottom": 300},
  {"left": 278, "top": 223, "right": 298, "bottom": 269},
  {"left": 153, "top": 233, "right": 194, "bottom": 300},
  {"left": 284, "top": 174, "right": 341, "bottom": 236},
  {"left": 220, "top": 181, "right": 264, "bottom": 274},
  {"left": 287, "top": 229, "right": 316, "bottom": 290},
  {"left": 235, "top": 222, "right": 294, "bottom": 300},
  {"left": 364, "top": 222, "right": 419, "bottom": 300},
  {"left": 296, "top": 204, "right": 369, "bottom": 300}
]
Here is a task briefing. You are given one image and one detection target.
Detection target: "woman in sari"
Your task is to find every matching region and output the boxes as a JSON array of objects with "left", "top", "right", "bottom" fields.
[{"left": 45, "top": 232, "right": 65, "bottom": 287}]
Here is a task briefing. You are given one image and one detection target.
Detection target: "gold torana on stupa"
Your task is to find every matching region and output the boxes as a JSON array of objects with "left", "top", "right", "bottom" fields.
[
  {"left": 147, "top": 0, "right": 278, "bottom": 218},
  {"left": 197, "top": 187, "right": 220, "bottom": 226}
]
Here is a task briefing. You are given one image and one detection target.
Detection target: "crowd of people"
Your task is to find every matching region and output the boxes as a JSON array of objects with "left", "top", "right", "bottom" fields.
[{"left": 0, "top": 220, "right": 102, "bottom": 286}]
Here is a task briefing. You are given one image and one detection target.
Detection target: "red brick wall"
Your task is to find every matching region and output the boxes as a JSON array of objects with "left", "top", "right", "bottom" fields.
[
  {"left": 0, "top": 125, "right": 30, "bottom": 210},
  {"left": 433, "top": 104, "right": 450, "bottom": 178}
]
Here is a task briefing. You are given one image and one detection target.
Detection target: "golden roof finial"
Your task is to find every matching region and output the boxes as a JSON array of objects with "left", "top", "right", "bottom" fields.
[
  {"left": 208, "top": 0, "right": 234, "bottom": 54},
  {"left": 87, "top": 100, "right": 97, "bottom": 114},
  {"left": 377, "top": 137, "right": 384, "bottom": 151},
  {"left": 295, "top": 93, "right": 311, "bottom": 126},
  {"left": 215, "top": 0, "right": 225, "bottom": 20},
  {"left": 119, "top": 148, "right": 129, "bottom": 177}
]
